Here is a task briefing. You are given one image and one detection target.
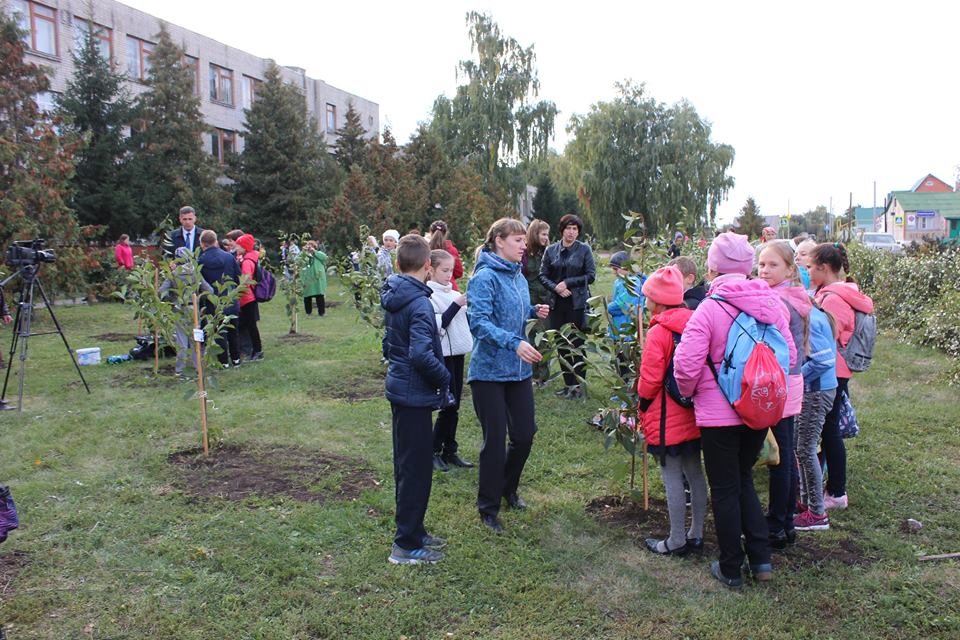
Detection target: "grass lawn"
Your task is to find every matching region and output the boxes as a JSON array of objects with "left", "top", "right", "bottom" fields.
[{"left": 0, "top": 272, "right": 958, "bottom": 639}]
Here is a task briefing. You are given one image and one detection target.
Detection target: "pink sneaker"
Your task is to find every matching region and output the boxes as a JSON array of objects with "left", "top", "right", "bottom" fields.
[
  {"left": 794, "top": 510, "right": 830, "bottom": 531},
  {"left": 823, "top": 492, "right": 848, "bottom": 511}
]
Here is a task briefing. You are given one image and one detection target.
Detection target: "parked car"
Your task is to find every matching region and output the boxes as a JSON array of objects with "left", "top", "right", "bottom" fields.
[{"left": 862, "top": 232, "right": 902, "bottom": 253}]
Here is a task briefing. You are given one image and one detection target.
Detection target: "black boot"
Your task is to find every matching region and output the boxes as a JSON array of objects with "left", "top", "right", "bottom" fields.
[
  {"left": 432, "top": 454, "right": 449, "bottom": 472},
  {"left": 443, "top": 452, "right": 474, "bottom": 468}
]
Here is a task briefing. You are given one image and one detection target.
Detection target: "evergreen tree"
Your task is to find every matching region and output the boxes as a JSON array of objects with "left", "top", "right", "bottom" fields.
[
  {"left": 231, "top": 62, "right": 341, "bottom": 236},
  {"left": 0, "top": 10, "right": 86, "bottom": 295},
  {"left": 123, "top": 23, "right": 224, "bottom": 237},
  {"left": 361, "top": 127, "right": 425, "bottom": 232},
  {"left": 734, "top": 196, "right": 765, "bottom": 239},
  {"left": 532, "top": 173, "right": 561, "bottom": 229},
  {"left": 55, "top": 18, "right": 134, "bottom": 237},
  {"left": 332, "top": 102, "right": 368, "bottom": 171},
  {"left": 316, "top": 166, "right": 385, "bottom": 253}
]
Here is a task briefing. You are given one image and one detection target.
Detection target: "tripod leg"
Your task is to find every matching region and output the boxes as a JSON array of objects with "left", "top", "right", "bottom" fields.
[
  {"left": 0, "top": 302, "right": 24, "bottom": 409},
  {"left": 35, "top": 279, "right": 90, "bottom": 394},
  {"left": 14, "top": 283, "right": 35, "bottom": 413}
]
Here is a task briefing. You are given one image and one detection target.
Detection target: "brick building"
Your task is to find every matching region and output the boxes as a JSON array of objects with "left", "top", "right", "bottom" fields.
[{"left": 7, "top": 0, "right": 379, "bottom": 164}]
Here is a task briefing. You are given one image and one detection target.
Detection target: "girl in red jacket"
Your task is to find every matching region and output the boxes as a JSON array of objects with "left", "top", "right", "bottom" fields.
[{"left": 637, "top": 266, "right": 707, "bottom": 556}]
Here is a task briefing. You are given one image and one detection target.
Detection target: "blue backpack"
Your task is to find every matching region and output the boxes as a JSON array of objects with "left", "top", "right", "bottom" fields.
[{"left": 707, "top": 296, "right": 790, "bottom": 429}]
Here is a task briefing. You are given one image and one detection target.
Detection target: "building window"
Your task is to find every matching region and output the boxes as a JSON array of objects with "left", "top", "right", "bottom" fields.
[
  {"left": 325, "top": 103, "right": 337, "bottom": 132},
  {"left": 34, "top": 90, "right": 57, "bottom": 115},
  {"left": 126, "top": 36, "right": 154, "bottom": 81},
  {"left": 241, "top": 75, "right": 261, "bottom": 110},
  {"left": 13, "top": 1, "right": 58, "bottom": 56},
  {"left": 211, "top": 129, "right": 236, "bottom": 164},
  {"left": 209, "top": 64, "right": 234, "bottom": 106},
  {"left": 73, "top": 18, "right": 112, "bottom": 61},
  {"left": 182, "top": 55, "right": 200, "bottom": 97}
]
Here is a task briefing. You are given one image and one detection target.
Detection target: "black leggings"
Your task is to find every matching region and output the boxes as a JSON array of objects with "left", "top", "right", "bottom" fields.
[
  {"left": 304, "top": 294, "right": 325, "bottom": 315},
  {"left": 433, "top": 355, "right": 464, "bottom": 455},
  {"left": 821, "top": 377, "right": 850, "bottom": 497},
  {"left": 549, "top": 299, "right": 587, "bottom": 387},
  {"left": 471, "top": 379, "right": 537, "bottom": 517},
  {"left": 239, "top": 302, "right": 262, "bottom": 355}
]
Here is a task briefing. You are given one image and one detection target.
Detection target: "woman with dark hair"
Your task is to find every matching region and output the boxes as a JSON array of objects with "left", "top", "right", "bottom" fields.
[
  {"left": 538, "top": 214, "right": 596, "bottom": 399},
  {"left": 522, "top": 219, "right": 551, "bottom": 385},
  {"left": 428, "top": 220, "right": 464, "bottom": 291},
  {"left": 809, "top": 242, "right": 874, "bottom": 513}
]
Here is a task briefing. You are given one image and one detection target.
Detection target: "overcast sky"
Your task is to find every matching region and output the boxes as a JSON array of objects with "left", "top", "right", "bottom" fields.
[{"left": 122, "top": 0, "right": 960, "bottom": 223}]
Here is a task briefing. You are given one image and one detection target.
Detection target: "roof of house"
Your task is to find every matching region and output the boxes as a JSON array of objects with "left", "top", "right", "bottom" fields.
[
  {"left": 854, "top": 206, "right": 883, "bottom": 223},
  {"left": 911, "top": 173, "right": 953, "bottom": 192},
  {"left": 890, "top": 191, "right": 960, "bottom": 218}
]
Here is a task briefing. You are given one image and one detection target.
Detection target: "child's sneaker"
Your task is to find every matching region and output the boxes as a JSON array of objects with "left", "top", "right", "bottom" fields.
[
  {"left": 388, "top": 544, "right": 444, "bottom": 565},
  {"left": 794, "top": 510, "right": 830, "bottom": 531},
  {"left": 823, "top": 492, "right": 848, "bottom": 511}
]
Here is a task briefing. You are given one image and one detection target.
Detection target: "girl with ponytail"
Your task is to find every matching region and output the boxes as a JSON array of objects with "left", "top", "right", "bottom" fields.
[{"left": 808, "top": 243, "right": 874, "bottom": 512}]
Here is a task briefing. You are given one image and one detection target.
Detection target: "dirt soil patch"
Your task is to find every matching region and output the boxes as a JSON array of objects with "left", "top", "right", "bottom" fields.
[
  {"left": 0, "top": 551, "right": 30, "bottom": 600},
  {"left": 91, "top": 332, "right": 137, "bottom": 343},
  {"left": 168, "top": 444, "right": 380, "bottom": 503},
  {"left": 277, "top": 333, "right": 322, "bottom": 345},
  {"left": 320, "top": 369, "right": 385, "bottom": 402},
  {"left": 586, "top": 494, "right": 870, "bottom": 568}
]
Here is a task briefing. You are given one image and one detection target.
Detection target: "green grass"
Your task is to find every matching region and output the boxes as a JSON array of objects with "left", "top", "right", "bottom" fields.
[{"left": 0, "top": 275, "right": 958, "bottom": 639}]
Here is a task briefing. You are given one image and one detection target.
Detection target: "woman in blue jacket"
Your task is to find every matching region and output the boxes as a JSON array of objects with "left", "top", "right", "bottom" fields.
[{"left": 468, "top": 218, "right": 550, "bottom": 533}]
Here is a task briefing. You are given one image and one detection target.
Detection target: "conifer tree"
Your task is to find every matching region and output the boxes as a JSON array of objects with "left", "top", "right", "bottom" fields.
[
  {"left": 734, "top": 197, "right": 765, "bottom": 239},
  {"left": 56, "top": 19, "right": 134, "bottom": 236},
  {"left": 316, "top": 166, "right": 386, "bottom": 253},
  {"left": 532, "top": 173, "right": 561, "bottom": 229},
  {"left": 361, "top": 127, "right": 425, "bottom": 232},
  {"left": 0, "top": 10, "right": 85, "bottom": 294},
  {"left": 332, "top": 102, "right": 368, "bottom": 171},
  {"left": 123, "top": 23, "right": 224, "bottom": 236},
  {"left": 231, "top": 62, "right": 340, "bottom": 236}
]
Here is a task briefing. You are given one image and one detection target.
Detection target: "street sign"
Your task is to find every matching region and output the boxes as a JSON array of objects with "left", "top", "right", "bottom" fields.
[
  {"left": 779, "top": 218, "right": 788, "bottom": 227},
  {"left": 895, "top": 215, "right": 904, "bottom": 226},
  {"left": 907, "top": 214, "right": 917, "bottom": 228},
  {"left": 917, "top": 210, "right": 937, "bottom": 217}
]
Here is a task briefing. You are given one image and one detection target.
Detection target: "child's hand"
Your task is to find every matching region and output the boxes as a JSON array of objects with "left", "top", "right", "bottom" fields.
[
  {"left": 455, "top": 295, "right": 467, "bottom": 307},
  {"left": 535, "top": 304, "right": 549, "bottom": 319},
  {"left": 516, "top": 341, "right": 542, "bottom": 364}
]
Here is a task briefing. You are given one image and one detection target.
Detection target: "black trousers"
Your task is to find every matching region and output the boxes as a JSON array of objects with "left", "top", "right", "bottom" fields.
[
  {"left": 821, "top": 377, "right": 849, "bottom": 497},
  {"left": 433, "top": 355, "right": 464, "bottom": 455},
  {"left": 203, "top": 301, "right": 240, "bottom": 365},
  {"left": 767, "top": 416, "right": 796, "bottom": 534},
  {"left": 238, "top": 302, "right": 262, "bottom": 355},
  {"left": 304, "top": 294, "right": 325, "bottom": 315},
  {"left": 549, "top": 298, "right": 587, "bottom": 387},
  {"left": 700, "top": 425, "right": 770, "bottom": 579},
  {"left": 391, "top": 404, "right": 434, "bottom": 550},
  {"left": 471, "top": 379, "right": 537, "bottom": 517}
]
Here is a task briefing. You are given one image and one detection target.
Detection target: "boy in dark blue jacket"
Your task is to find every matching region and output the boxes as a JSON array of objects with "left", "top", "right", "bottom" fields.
[{"left": 381, "top": 235, "right": 452, "bottom": 565}]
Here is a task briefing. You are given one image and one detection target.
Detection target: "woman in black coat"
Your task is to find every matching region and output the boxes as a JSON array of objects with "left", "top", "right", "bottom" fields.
[{"left": 538, "top": 214, "right": 596, "bottom": 399}]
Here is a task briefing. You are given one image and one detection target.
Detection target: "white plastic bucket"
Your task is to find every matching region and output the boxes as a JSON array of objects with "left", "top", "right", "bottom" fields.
[{"left": 76, "top": 347, "right": 101, "bottom": 365}]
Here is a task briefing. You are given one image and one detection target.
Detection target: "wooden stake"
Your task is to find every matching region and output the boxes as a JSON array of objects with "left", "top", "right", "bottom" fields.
[
  {"left": 642, "top": 440, "right": 649, "bottom": 510},
  {"left": 153, "top": 269, "right": 160, "bottom": 375},
  {"left": 192, "top": 294, "right": 209, "bottom": 457},
  {"left": 637, "top": 291, "right": 648, "bottom": 509},
  {"left": 918, "top": 552, "right": 960, "bottom": 562}
]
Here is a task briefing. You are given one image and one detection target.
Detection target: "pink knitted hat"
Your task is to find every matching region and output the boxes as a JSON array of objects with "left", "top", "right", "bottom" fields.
[
  {"left": 707, "top": 232, "right": 754, "bottom": 275},
  {"left": 641, "top": 266, "right": 685, "bottom": 306}
]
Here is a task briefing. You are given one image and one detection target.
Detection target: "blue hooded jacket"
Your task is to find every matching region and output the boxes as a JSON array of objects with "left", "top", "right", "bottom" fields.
[
  {"left": 381, "top": 274, "right": 450, "bottom": 407},
  {"left": 802, "top": 306, "right": 838, "bottom": 392},
  {"left": 607, "top": 274, "right": 645, "bottom": 341},
  {"left": 467, "top": 250, "right": 539, "bottom": 383}
]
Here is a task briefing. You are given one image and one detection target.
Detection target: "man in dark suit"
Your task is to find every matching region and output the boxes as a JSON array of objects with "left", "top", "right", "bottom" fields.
[
  {"left": 167, "top": 206, "right": 205, "bottom": 257},
  {"left": 197, "top": 229, "right": 241, "bottom": 367}
]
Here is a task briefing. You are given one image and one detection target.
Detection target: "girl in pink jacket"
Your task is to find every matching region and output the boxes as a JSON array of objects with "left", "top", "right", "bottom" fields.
[
  {"left": 810, "top": 243, "right": 874, "bottom": 512},
  {"left": 758, "top": 241, "right": 812, "bottom": 550},
  {"left": 673, "top": 232, "right": 797, "bottom": 588}
]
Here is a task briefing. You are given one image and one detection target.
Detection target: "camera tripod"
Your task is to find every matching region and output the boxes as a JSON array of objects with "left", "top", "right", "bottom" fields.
[{"left": 0, "top": 265, "right": 89, "bottom": 413}]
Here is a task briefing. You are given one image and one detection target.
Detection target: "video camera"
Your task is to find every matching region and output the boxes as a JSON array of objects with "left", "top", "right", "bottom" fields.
[{"left": 5, "top": 239, "right": 56, "bottom": 268}]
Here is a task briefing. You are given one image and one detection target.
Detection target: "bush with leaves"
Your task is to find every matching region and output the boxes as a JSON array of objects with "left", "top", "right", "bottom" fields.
[
  {"left": 334, "top": 226, "right": 385, "bottom": 333},
  {"left": 278, "top": 232, "right": 312, "bottom": 334}
]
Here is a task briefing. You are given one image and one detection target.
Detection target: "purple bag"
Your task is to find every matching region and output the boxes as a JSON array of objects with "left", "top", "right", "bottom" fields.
[
  {"left": 0, "top": 485, "right": 19, "bottom": 543},
  {"left": 838, "top": 390, "right": 859, "bottom": 439}
]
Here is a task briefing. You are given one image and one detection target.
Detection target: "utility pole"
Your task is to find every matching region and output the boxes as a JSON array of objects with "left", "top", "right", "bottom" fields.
[{"left": 873, "top": 181, "right": 877, "bottom": 233}]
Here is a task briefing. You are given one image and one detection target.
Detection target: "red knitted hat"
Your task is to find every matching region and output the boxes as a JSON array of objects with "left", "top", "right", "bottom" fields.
[
  {"left": 235, "top": 234, "right": 255, "bottom": 252},
  {"left": 641, "top": 266, "right": 684, "bottom": 306}
]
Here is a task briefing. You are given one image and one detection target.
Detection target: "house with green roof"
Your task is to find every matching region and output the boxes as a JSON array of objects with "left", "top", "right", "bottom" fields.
[
  {"left": 853, "top": 206, "right": 883, "bottom": 232},
  {"left": 883, "top": 191, "right": 960, "bottom": 243}
]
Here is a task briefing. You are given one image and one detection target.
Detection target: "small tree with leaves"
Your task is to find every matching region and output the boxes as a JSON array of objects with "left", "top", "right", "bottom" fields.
[{"left": 278, "top": 231, "right": 312, "bottom": 334}]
